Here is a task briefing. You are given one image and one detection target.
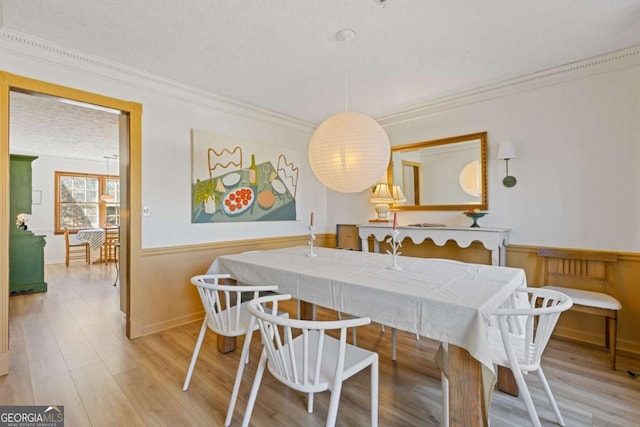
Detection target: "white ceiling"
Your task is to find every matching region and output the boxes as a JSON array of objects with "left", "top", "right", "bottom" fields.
[
  {"left": 9, "top": 92, "right": 121, "bottom": 161},
  {"left": 4, "top": 0, "right": 640, "bottom": 160}
]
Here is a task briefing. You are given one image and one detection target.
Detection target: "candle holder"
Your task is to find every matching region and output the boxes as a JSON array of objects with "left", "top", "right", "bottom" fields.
[
  {"left": 307, "top": 225, "right": 317, "bottom": 257},
  {"left": 386, "top": 229, "right": 402, "bottom": 270}
]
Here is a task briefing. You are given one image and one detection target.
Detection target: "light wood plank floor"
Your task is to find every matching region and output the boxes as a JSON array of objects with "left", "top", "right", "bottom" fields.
[{"left": 2, "top": 263, "right": 639, "bottom": 426}]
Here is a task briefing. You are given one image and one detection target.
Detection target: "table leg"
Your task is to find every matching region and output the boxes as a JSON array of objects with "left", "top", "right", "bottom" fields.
[
  {"left": 448, "top": 345, "right": 488, "bottom": 427},
  {"left": 299, "top": 300, "right": 314, "bottom": 320},
  {"left": 491, "top": 248, "right": 499, "bottom": 266},
  {"left": 217, "top": 335, "right": 236, "bottom": 354},
  {"left": 497, "top": 365, "right": 519, "bottom": 396}
]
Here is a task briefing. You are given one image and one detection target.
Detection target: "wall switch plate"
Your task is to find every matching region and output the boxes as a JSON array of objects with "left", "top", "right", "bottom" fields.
[{"left": 143, "top": 206, "right": 151, "bottom": 216}]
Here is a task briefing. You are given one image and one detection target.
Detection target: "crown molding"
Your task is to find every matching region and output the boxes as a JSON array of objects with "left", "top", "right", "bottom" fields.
[
  {"left": 376, "top": 44, "right": 640, "bottom": 127},
  {"left": 0, "top": 29, "right": 316, "bottom": 133},
  {"left": 3, "top": 28, "right": 639, "bottom": 132}
]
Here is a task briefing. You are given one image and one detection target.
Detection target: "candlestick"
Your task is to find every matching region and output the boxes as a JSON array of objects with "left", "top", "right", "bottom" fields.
[
  {"left": 386, "top": 229, "right": 402, "bottom": 270},
  {"left": 310, "top": 212, "right": 314, "bottom": 226},
  {"left": 307, "top": 225, "right": 317, "bottom": 257}
]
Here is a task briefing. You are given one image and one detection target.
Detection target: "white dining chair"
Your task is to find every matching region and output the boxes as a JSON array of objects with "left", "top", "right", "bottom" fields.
[
  {"left": 242, "top": 294, "right": 379, "bottom": 427},
  {"left": 182, "top": 274, "right": 287, "bottom": 427},
  {"left": 441, "top": 287, "right": 572, "bottom": 427}
]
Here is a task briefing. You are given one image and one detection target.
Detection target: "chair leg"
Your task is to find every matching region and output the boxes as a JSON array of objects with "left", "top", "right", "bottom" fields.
[
  {"left": 182, "top": 318, "right": 208, "bottom": 391},
  {"left": 326, "top": 378, "right": 344, "bottom": 427},
  {"left": 510, "top": 366, "right": 542, "bottom": 427},
  {"left": 225, "top": 329, "right": 255, "bottom": 426},
  {"left": 241, "top": 350, "right": 268, "bottom": 427},
  {"left": 536, "top": 367, "right": 565, "bottom": 426},
  {"left": 371, "top": 358, "right": 379, "bottom": 427},
  {"left": 608, "top": 316, "right": 617, "bottom": 370},
  {"left": 308, "top": 392, "right": 314, "bottom": 413},
  {"left": 441, "top": 372, "right": 449, "bottom": 427}
]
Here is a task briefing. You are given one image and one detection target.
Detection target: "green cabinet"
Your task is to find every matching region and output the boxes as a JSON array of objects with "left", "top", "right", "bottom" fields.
[{"left": 9, "top": 155, "right": 47, "bottom": 295}]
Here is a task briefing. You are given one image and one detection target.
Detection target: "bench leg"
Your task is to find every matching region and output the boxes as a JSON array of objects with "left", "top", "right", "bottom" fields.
[{"left": 607, "top": 316, "right": 617, "bottom": 370}]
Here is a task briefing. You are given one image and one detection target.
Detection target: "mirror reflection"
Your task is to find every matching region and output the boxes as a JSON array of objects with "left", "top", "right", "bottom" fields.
[{"left": 389, "top": 132, "right": 488, "bottom": 211}]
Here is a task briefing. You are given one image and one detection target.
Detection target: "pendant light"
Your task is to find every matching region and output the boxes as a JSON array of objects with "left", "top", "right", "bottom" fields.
[
  {"left": 308, "top": 29, "right": 391, "bottom": 193},
  {"left": 100, "top": 156, "right": 115, "bottom": 202}
]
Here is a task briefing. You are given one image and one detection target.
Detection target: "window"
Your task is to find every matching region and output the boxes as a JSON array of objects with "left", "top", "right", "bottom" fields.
[{"left": 55, "top": 171, "right": 120, "bottom": 233}]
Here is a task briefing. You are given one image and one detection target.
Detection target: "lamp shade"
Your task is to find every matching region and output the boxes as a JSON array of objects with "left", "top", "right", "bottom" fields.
[
  {"left": 370, "top": 183, "right": 393, "bottom": 203},
  {"left": 391, "top": 185, "right": 407, "bottom": 203},
  {"left": 308, "top": 111, "right": 391, "bottom": 193},
  {"left": 497, "top": 141, "right": 516, "bottom": 160}
]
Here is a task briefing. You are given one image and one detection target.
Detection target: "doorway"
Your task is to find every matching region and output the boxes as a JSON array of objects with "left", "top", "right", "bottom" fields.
[{"left": 1, "top": 70, "right": 143, "bottom": 376}]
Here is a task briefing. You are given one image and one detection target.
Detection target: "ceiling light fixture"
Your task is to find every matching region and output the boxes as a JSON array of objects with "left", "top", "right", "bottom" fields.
[
  {"left": 100, "top": 155, "right": 116, "bottom": 202},
  {"left": 308, "top": 28, "right": 391, "bottom": 193}
]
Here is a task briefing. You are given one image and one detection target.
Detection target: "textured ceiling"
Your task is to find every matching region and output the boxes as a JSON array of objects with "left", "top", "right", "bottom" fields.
[
  {"left": 4, "top": 0, "right": 640, "bottom": 160},
  {"left": 9, "top": 92, "right": 120, "bottom": 161}
]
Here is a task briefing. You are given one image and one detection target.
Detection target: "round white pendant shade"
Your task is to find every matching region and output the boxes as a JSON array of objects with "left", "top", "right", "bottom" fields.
[{"left": 308, "top": 111, "right": 391, "bottom": 193}]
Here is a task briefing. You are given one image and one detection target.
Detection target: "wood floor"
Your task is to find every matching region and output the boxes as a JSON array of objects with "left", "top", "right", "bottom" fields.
[{"left": 2, "top": 263, "right": 639, "bottom": 426}]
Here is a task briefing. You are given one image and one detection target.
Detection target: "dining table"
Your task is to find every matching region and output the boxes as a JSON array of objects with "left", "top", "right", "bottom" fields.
[
  {"left": 206, "top": 246, "right": 527, "bottom": 426},
  {"left": 76, "top": 228, "right": 107, "bottom": 251}
]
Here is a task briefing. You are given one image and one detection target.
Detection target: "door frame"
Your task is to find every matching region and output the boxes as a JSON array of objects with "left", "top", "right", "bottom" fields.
[{"left": 0, "top": 70, "right": 143, "bottom": 375}]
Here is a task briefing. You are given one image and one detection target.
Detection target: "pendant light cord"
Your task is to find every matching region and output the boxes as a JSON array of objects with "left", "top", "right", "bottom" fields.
[{"left": 344, "top": 35, "right": 349, "bottom": 112}]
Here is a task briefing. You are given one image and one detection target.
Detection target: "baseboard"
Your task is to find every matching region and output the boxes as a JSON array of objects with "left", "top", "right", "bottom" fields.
[
  {"left": 142, "top": 311, "right": 204, "bottom": 336},
  {"left": 554, "top": 325, "right": 640, "bottom": 357}
]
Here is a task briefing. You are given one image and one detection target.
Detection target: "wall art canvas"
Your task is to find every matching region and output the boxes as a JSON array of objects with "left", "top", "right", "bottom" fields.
[{"left": 191, "top": 129, "right": 299, "bottom": 223}]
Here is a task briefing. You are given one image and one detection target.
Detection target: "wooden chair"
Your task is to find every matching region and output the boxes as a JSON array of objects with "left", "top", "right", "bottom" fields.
[
  {"left": 538, "top": 247, "right": 621, "bottom": 369},
  {"left": 182, "top": 274, "right": 286, "bottom": 427},
  {"left": 442, "top": 288, "right": 573, "bottom": 427},
  {"left": 243, "top": 294, "right": 378, "bottom": 427},
  {"left": 63, "top": 227, "right": 90, "bottom": 267},
  {"left": 101, "top": 227, "right": 119, "bottom": 262}
]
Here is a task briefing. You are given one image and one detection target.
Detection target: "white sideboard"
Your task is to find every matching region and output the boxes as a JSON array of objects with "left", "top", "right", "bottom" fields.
[{"left": 357, "top": 224, "right": 511, "bottom": 266}]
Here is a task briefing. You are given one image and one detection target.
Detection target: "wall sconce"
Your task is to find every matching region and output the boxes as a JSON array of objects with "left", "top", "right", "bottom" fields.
[
  {"left": 370, "top": 184, "right": 394, "bottom": 220},
  {"left": 497, "top": 141, "right": 517, "bottom": 188}
]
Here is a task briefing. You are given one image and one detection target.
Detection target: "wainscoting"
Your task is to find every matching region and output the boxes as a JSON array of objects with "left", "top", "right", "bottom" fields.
[
  {"left": 139, "top": 234, "right": 334, "bottom": 335},
  {"left": 140, "top": 233, "right": 640, "bottom": 356},
  {"left": 368, "top": 237, "right": 640, "bottom": 356}
]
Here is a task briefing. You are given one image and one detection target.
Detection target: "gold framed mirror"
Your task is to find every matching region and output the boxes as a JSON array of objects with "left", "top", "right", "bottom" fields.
[{"left": 388, "top": 132, "right": 488, "bottom": 211}]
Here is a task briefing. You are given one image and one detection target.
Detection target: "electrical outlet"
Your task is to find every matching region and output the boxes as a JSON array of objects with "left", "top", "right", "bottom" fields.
[{"left": 143, "top": 206, "right": 151, "bottom": 217}]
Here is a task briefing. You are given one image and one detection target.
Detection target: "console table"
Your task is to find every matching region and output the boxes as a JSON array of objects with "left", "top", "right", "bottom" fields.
[{"left": 357, "top": 224, "right": 511, "bottom": 266}]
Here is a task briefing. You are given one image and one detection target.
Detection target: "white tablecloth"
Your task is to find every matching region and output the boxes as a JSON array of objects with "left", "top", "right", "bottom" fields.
[
  {"left": 207, "top": 245, "right": 527, "bottom": 375},
  {"left": 76, "top": 228, "right": 106, "bottom": 251}
]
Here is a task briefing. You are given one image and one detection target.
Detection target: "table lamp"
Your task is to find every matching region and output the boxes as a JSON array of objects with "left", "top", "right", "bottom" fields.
[
  {"left": 392, "top": 185, "right": 406, "bottom": 205},
  {"left": 370, "top": 184, "right": 394, "bottom": 220}
]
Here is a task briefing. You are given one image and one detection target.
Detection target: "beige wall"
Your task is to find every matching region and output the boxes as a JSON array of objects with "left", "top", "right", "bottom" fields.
[
  {"left": 140, "top": 236, "right": 640, "bottom": 356},
  {"left": 139, "top": 234, "right": 334, "bottom": 335}
]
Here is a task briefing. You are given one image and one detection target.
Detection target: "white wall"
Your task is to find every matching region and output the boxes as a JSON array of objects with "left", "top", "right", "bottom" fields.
[
  {"left": 1, "top": 34, "right": 326, "bottom": 252},
  {"left": 3, "top": 34, "right": 640, "bottom": 253},
  {"left": 374, "top": 65, "right": 640, "bottom": 251}
]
